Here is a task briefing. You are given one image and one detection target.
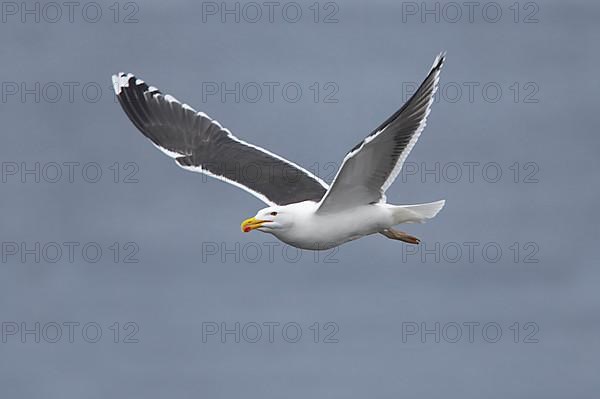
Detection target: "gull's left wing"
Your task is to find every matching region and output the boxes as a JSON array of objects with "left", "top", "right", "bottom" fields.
[
  {"left": 112, "top": 73, "right": 329, "bottom": 206},
  {"left": 316, "top": 53, "right": 445, "bottom": 214}
]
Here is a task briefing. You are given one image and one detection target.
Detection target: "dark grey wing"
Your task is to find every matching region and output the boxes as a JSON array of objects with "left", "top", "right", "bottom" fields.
[
  {"left": 316, "top": 53, "right": 445, "bottom": 214},
  {"left": 112, "top": 73, "right": 328, "bottom": 206}
]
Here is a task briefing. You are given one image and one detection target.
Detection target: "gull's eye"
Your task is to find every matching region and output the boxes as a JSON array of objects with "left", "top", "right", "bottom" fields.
[{"left": 270, "top": 212, "right": 278, "bottom": 216}]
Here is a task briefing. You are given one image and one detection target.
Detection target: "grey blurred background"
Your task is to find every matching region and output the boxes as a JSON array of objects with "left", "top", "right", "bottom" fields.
[{"left": 0, "top": 0, "right": 598, "bottom": 398}]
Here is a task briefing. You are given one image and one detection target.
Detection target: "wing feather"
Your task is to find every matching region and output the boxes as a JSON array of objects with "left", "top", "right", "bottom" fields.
[
  {"left": 316, "top": 53, "right": 445, "bottom": 214},
  {"left": 113, "top": 73, "right": 328, "bottom": 206}
]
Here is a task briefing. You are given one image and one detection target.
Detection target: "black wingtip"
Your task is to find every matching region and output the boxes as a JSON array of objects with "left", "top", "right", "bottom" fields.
[
  {"left": 112, "top": 72, "right": 163, "bottom": 98},
  {"left": 432, "top": 51, "right": 446, "bottom": 71}
]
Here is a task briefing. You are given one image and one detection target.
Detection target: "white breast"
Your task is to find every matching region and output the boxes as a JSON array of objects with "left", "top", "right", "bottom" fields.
[{"left": 272, "top": 202, "right": 395, "bottom": 250}]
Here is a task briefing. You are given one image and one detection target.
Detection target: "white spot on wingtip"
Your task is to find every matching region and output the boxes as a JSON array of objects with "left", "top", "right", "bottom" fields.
[
  {"left": 431, "top": 51, "right": 446, "bottom": 70},
  {"left": 112, "top": 72, "right": 141, "bottom": 95},
  {"left": 114, "top": 72, "right": 134, "bottom": 94},
  {"left": 164, "top": 94, "right": 179, "bottom": 103},
  {"left": 111, "top": 75, "right": 121, "bottom": 94}
]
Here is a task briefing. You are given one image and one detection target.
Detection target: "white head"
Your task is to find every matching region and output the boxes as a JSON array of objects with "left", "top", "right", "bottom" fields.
[{"left": 240, "top": 205, "right": 293, "bottom": 234}]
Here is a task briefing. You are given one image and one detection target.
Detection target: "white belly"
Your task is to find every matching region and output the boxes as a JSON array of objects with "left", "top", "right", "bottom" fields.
[{"left": 272, "top": 203, "right": 395, "bottom": 250}]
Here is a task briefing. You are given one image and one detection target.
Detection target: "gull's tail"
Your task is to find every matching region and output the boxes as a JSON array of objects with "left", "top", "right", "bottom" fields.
[{"left": 391, "top": 200, "right": 446, "bottom": 224}]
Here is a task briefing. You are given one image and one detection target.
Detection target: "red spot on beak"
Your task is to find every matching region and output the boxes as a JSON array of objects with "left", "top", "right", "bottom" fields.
[{"left": 244, "top": 227, "right": 252, "bottom": 233}]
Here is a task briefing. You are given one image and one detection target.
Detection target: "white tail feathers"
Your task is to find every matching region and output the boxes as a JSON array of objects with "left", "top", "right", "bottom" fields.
[{"left": 393, "top": 200, "right": 446, "bottom": 224}]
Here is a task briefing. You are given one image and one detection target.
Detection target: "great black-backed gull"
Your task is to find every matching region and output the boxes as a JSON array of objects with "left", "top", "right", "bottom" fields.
[{"left": 112, "top": 53, "right": 446, "bottom": 250}]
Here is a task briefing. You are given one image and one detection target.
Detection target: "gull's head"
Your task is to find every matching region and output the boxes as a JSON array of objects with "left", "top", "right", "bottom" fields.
[{"left": 241, "top": 206, "right": 291, "bottom": 234}]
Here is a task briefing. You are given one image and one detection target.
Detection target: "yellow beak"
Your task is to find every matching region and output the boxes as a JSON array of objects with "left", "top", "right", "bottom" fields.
[{"left": 241, "top": 217, "right": 266, "bottom": 233}]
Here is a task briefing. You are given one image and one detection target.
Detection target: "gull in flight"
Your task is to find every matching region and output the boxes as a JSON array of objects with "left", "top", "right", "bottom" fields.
[{"left": 112, "top": 53, "right": 446, "bottom": 250}]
